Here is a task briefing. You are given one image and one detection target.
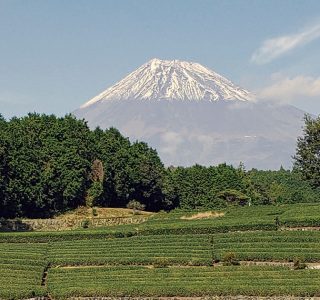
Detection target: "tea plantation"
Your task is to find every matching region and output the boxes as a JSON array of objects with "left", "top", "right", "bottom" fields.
[{"left": 1, "top": 203, "right": 320, "bottom": 299}]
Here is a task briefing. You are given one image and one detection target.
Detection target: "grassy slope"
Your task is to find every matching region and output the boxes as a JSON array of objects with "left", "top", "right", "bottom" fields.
[
  {"left": 54, "top": 207, "right": 153, "bottom": 220},
  {"left": 0, "top": 243, "right": 47, "bottom": 299},
  {"left": 48, "top": 266, "right": 320, "bottom": 298},
  {"left": 1, "top": 203, "right": 320, "bottom": 299}
]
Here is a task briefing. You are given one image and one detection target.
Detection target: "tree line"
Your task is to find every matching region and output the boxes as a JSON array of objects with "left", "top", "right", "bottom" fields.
[{"left": 0, "top": 113, "right": 319, "bottom": 218}]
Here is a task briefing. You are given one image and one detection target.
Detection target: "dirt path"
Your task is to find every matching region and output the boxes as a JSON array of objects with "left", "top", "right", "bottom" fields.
[
  {"left": 56, "top": 260, "right": 320, "bottom": 270},
  {"left": 23, "top": 297, "right": 320, "bottom": 300},
  {"left": 65, "top": 297, "right": 320, "bottom": 300},
  {"left": 281, "top": 226, "right": 320, "bottom": 231},
  {"left": 41, "top": 264, "right": 50, "bottom": 286}
]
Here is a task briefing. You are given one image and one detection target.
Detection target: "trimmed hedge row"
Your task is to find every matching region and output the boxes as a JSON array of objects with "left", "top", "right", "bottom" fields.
[
  {"left": 47, "top": 265, "right": 320, "bottom": 299},
  {"left": 212, "top": 231, "right": 320, "bottom": 262},
  {"left": 0, "top": 243, "right": 47, "bottom": 299},
  {"left": 49, "top": 234, "right": 212, "bottom": 267},
  {"left": 0, "top": 223, "right": 277, "bottom": 244}
]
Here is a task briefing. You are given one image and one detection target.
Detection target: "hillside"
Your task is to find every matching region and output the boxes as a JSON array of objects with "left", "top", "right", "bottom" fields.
[{"left": 1, "top": 203, "right": 320, "bottom": 299}]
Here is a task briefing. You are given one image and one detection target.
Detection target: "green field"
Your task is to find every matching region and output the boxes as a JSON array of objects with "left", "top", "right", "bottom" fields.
[
  {"left": 212, "top": 231, "right": 320, "bottom": 262},
  {"left": 47, "top": 266, "right": 320, "bottom": 299},
  {"left": 49, "top": 234, "right": 212, "bottom": 266},
  {"left": 1, "top": 203, "right": 320, "bottom": 299},
  {"left": 0, "top": 243, "right": 47, "bottom": 299}
]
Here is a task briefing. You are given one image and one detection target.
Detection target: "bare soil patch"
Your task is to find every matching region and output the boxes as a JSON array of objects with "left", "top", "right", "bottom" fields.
[
  {"left": 181, "top": 211, "right": 224, "bottom": 220},
  {"left": 65, "top": 297, "right": 320, "bottom": 300},
  {"left": 281, "top": 226, "right": 320, "bottom": 231},
  {"left": 55, "top": 207, "right": 153, "bottom": 220}
]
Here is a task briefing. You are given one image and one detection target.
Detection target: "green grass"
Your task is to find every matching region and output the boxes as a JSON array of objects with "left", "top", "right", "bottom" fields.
[
  {"left": 0, "top": 243, "right": 47, "bottom": 299},
  {"left": 47, "top": 265, "right": 320, "bottom": 299}
]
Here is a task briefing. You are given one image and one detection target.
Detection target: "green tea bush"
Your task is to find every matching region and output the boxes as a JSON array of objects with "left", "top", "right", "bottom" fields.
[
  {"left": 293, "top": 258, "right": 307, "bottom": 270},
  {"left": 222, "top": 252, "right": 239, "bottom": 266},
  {"left": 47, "top": 265, "right": 320, "bottom": 298},
  {"left": 0, "top": 243, "right": 47, "bottom": 299},
  {"left": 92, "top": 208, "right": 98, "bottom": 216},
  {"left": 212, "top": 230, "right": 320, "bottom": 262},
  {"left": 48, "top": 234, "right": 212, "bottom": 267},
  {"left": 81, "top": 219, "right": 90, "bottom": 229},
  {"left": 153, "top": 257, "right": 169, "bottom": 268}
]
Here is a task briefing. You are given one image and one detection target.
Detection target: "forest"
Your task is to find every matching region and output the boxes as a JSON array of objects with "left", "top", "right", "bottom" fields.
[{"left": 0, "top": 113, "right": 319, "bottom": 219}]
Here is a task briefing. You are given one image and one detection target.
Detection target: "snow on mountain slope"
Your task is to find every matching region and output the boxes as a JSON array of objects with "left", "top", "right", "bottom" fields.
[{"left": 81, "top": 58, "right": 252, "bottom": 108}]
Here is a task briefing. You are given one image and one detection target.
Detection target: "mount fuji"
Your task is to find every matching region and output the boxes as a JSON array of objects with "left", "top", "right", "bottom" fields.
[{"left": 74, "top": 58, "right": 305, "bottom": 169}]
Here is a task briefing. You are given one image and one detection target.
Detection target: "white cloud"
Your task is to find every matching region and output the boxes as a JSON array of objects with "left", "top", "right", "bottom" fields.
[
  {"left": 251, "top": 23, "right": 320, "bottom": 64},
  {"left": 160, "top": 131, "right": 184, "bottom": 156},
  {"left": 258, "top": 75, "right": 320, "bottom": 102}
]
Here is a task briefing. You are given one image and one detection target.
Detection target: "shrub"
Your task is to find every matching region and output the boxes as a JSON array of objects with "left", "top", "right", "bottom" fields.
[
  {"left": 92, "top": 208, "right": 98, "bottom": 217},
  {"left": 216, "top": 189, "right": 250, "bottom": 206},
  {"left": 222, "top": 252, "right": 240, "bottom": 266},
  {"left": 153, "top": 257, "right": 169, "bottom": 268},
  {"left": 127, "top": 200, "right": 146, "bottom": 215},
  {"left": 293, "top": 258, "right": 307, "bottom": 270},
  {"left": 81, "top": 219, "right": 90, "bottom": 229}
]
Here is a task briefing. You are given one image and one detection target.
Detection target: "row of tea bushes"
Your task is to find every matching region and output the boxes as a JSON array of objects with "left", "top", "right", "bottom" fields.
[
  {"left": 212, "top": 231, "right": 320, "bottom": 262},
  {"left": 49, "top": 234, "right": 212, "bottom": 266},
  {"left": 0, "top": 243, "right": 47, "bottom": 299},
  {"left": 47, "top": 265, "right": 320, "bottom": 299}
]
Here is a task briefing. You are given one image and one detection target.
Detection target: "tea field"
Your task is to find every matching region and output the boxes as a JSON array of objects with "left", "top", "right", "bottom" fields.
[
  {"left": 47, "top": 266, "right": 320, "bottom": 299},
  {"left": 0, "top": 243, "right": 47, "bottom": 299},
  {"left": 1, "top": 203, "right": 320, "bottom": 299}
]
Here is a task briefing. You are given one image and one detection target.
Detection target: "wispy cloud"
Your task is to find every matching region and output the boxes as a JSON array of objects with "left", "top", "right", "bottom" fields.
[
  {"left": 258, "top": 75, "right": 320, "bottom": 102},
  {"left": 251, "top": 23, "right": 320, "bottom": 64},
  {"left": 160, "top": 131, "right": 184, "bottom": 156}
]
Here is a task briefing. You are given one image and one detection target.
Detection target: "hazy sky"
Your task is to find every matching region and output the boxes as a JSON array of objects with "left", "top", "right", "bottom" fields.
[{"left": 1, "top": 0, "right": 320, "bottom": 118}]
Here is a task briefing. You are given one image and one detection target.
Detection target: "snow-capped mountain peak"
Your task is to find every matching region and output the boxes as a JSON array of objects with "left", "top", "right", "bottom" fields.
[{"left": 81, "top": 58, "right": 252, "bottom": 108}]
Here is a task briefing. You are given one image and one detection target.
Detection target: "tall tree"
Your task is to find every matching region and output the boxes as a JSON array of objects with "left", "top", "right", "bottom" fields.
[
  {"left": 92, "top": 127, "right": 132, "bottom": 207},
  {"left": 294, "top": 115, "right": 320, "bottom": 188},
  {"left": 128, "top": 141, "right": 165, "bottom": 211},
  {"left": 3, "top": 114, "right": 94, "bottom": 218},
  {"left": 0, "top": 115, "right": 9, "bottom": 217}
]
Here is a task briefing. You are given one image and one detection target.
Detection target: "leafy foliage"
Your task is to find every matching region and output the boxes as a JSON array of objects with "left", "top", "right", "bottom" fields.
[
  {"left": 0, "top": 116, "right": 166, "bottom": 218},
  {"left": 1, "top": 114, "right": 95, "bottom": 218},
  {"left": 248, "top": 168, "right": 320, "bottom": 205},
  {"left": 293, "top": 258, "right": 307, "bottom": 270},
  {"left": 1, "top": 112, "right": 320, "bottom": 219},
  {"left": 294, "top": 114, "right": 320, "bottom": 188},
  {"left": 222, "top": 252, "right": 239, "bottom": 266},
  {"left": 126, "top": 200, "right": 146, "bottom": 214},
  {"left": 163, "top": 164, "right": 248, "bottom": 210}
]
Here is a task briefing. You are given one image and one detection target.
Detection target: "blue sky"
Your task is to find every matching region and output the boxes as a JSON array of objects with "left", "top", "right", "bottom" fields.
[{"left": 1, "top": 0, "right": 320, "bottom": 118}]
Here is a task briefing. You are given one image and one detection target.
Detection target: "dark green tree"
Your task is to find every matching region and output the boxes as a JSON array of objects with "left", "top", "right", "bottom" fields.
[
  {"left": 294, "top": 114, "right": 320, "bottom": 188},
  {"left": 216, "top": 189, "right": 250, "bottom": 206},
  {"left": 3, "top": 114, "right": 94, "bottom": 217},
  {"left": 0, "top": 115, "right": 10, "bottom": 217},
  {"left": 128, "top": 141, "right": 165, "bottom": 211},
  {"left": 92, "top": 127, "right": 132, "bottom": 207},
  {"left": 162, "top": 166, "right": 180, "bottom": 210}
]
